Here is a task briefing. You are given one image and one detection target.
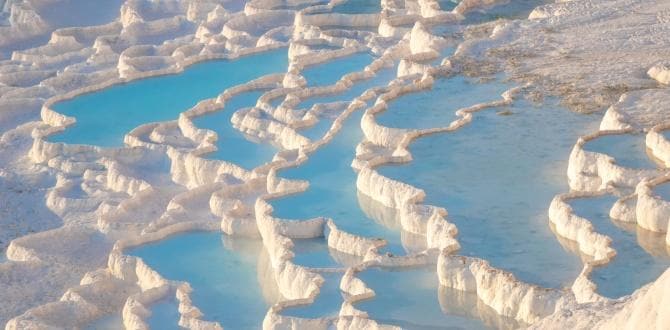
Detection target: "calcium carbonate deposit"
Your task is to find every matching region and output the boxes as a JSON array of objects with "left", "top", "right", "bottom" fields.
[{"left": 1, "top": 0, "right": 669, "bottom": 329}]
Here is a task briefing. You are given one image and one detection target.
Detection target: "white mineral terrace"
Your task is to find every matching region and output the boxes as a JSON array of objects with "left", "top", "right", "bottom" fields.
[{"left": 0, "top": 0, "right": 669, "bottom": 329}]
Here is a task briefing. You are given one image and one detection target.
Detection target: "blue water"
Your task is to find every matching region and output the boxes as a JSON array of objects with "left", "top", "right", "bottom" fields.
[
  {"left": 438, "top": 0, "right": 459, "bottom": 11},
  {"left": 302, "top": 53, "right": 374, "bottom": 87},
  {"left": 378, "top": 98, "right": 597, "bottom": 288},
  {"left": 331, "top": 0, "right": 382, "bottom": 14},
  {"left": 654, "top": 182, "right": 670, "bottom": 201},
  {"left": 292, "top": 238, "right": 343, "bottom": 268},
  {"left": 270, "top": 110, "right": 407, "bottom": 256},
  {"left": 298, "top": 65, "right": 397, "bottom": 140},
  {"left": 301, "top": 115, "right": 338, "bottom": 141},
  {"left": 355, "top": 266, "right": 496, "bottom": 329},
  {"left": 356, "top": 191, "right": 430, "bottom": 253},
  {"left": 191, "top": 90, "right": 277, "bottom": 169},
  {"left": 128, "top": 232, "right": 275, "bottom": 329},
  {"left": 662, "top": 130, "right": 670, "bottom": 141},
  {"left": 375, "top": 76, "right": 512, "bottom": 130},
  {"left": 583, "top": 133, "right": 656, "bottom": 169},
  {"left": 281, "top": 272, "right": 344, "bottom": 319},
  {"left": 297, "top": 65, "right": 396, "bottom": 111},
  {"left": 438, "top": 285, "right": 523, "bottom": 329},
  {"left": 570, "top": 195, "right": 670, "bottom": 298},
  {"left": 147, "top": 298, "right": 182, "bottom": 330},
  {"left": 49, "top": 49, "right": 288, "bottom": 147}
]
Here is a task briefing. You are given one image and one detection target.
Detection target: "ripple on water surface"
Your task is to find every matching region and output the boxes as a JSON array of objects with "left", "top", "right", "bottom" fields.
[
  {"left": 569, "top": 195, "right": 670, "bottom": 298},
  {"left": 378, "top": 97, "right": 598, "bottom": 288},
  {"left": 128, "top": 232, "right": 278, "bottom": 329},
  {"left": 50, "top": 48, "right": 288, "bottom": 147},
  {"left": 191, "top": 90, "right": 277, "bottom": 169}
]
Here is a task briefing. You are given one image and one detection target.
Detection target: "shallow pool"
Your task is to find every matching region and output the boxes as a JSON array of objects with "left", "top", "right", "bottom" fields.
[
  {"left": 582, "top": 133, "right": 657, "bottom": 169},
  {"left": 653, "top": 182, "right": 670, "bottom": 201},
  {"left": 298, "top": 64, "right": 397, "bottom": 140},
  {"left": 127, "top": 232, "right": 277, "bottom": 329},
  {"left": 147, "top": 298, "right": 182, "bottom": 330},
  {"left": 270, "top": 110, "right": 408, "bottom": 256},
  {"left": 302, "top": 53, "right": 374, "bottom": 87},
  {"left": 463, "top": 0, "right": 552, "bottom": 24},
  {"left": 375, "top": 75, "right": 512, "bottom": 130},
  {"left": 569, "top": 195, "right": 670, "bottom": 298},
  {"left": 49, "top": 48, "right": 288, "bottom": 147},
  {"left": 292, "top": 238, "right": 349, "bottom": 268},
  {"left": 297, "top": 64, "right": 395, "bottom": 111},
  {"left": 355, "top": 266, "right": 515, "bottom": 329},
  {"left": 438, "top": 0, "right": 459, "bottom": 11},
  {"left": 280, "top": 272, "right": 344, "bottom": 319},
  {"left": 378, "top": 98, "right": 598, "bottom": 288},
  {"left": 191, "top": 90, "right": 277, "bottom": 169},
  {"left": 331, "top": 0, "right": 382, "bottom": 14}
]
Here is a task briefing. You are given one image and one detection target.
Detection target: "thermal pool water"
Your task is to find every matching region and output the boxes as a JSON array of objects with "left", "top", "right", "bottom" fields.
[
  {"left": 49, "top": 49, "right": 288, "bottom": 146},
  {"left": 378, "top": 97, "right": 599, "bottom": 288}
]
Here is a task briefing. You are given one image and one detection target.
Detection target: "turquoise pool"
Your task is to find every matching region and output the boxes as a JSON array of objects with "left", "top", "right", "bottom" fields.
[
  {"left": 570, "top": 195, "right": 670, "bottom": 298},
  {"left": 127, "top": 232, "right": 276, "bottom": 329},
  {"left": 269, "top": 109, "right": 408, "bottom": 256},
  {"left": 191, "top": 90, "right": 277, "bottom": 169},
  {"left": 377, "top": 97, "right": 598, "bottom": 288},
  {"left": 50, "top": 49, "right": 288, "bottom": 147}
]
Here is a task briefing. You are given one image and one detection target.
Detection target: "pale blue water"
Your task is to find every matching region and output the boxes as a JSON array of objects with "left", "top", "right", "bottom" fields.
[
  {"left": 301, "top": 115, "right": 338, "bottom": 141},
  {"left": 292, "top": 238, "right": 343, "bottom": 268},
  {"left": 302, "top": 53, "right": 374, "bottom": 87},
  {"left": 378, "top": 98, "right": 597, "bottom": 288},
  {"left": 49, "top": 49, "right": 288, "bottom": 147},
  {"left": 268, "top": 1, "right": 328, "bottom": 10},
  {"left": 128, "top": 232, "right": 274, "bottom": 329},
  {"left": 332, "top": 0, "right": 382, "bottom": 14},
  {"left": 281, "top": 272, "right": 344, "bottom": 319},
  {"left": 298, "top": 65, "right": 397, "bottom": 140},
  {"left": 570, "top": 195, "right": 670, "bottom": 298},
  {"left": 583, "top": 133, "right": 656, "bottom": 169},
  {"left": 270, "top": 110, "right": 407, "bottom": 256},
  {"left": 297, "top": 65, "right": 396, "bottom": 111},
  {"left": 662, "top": 130, "right": 670, "bottom": 141},
  {"left": 191, "top": 90, "right": 277, "bottom": 169},
  {"left": 375, "top": 76, "right": 512, "bottom": 130},
  {"left": 438, "top": 0, "right": 459, "bottom": 11},
  {"left": 355, "top": 266, "right": 497, "bottom": 329},
  {"left": 147, "top": 298, "right": 182, "bottom": 330},
  {"left": 654, "top": 182, "right": 670, "bottom": 201}
]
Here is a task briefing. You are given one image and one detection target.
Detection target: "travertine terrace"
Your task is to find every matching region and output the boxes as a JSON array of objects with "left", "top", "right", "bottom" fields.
[{"left": 0, "top": 0, "right": 669, "bottom": 329}]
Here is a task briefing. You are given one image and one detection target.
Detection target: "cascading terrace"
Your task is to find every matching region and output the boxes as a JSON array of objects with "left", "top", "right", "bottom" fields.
[{"left": 1, "top": 0, "right": 670, "bottom": 329}]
